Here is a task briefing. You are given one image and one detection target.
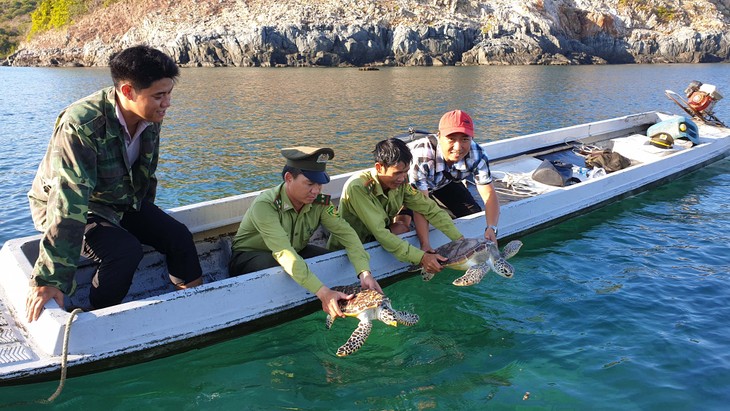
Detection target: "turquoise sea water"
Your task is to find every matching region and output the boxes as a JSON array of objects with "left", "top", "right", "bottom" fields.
[{"left": 0, "top": 64, "right": 729, "bottom": 409}]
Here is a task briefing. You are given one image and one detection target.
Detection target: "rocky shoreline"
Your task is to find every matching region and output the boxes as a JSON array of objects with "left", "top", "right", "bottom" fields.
[{"left": 4, "top": 0, "right": 730, "bottom": 67}]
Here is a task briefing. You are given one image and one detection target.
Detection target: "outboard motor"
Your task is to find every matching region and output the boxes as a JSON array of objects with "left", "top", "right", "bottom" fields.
[
  {"left": 684, "top": 80, "right": 723, "bottom": 118},
  {"left": 666, "top": 81, "right": 726, "bottom": 127}
]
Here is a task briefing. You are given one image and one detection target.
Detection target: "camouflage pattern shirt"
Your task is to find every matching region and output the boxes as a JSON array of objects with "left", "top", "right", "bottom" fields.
[
  {"left": 231, "top": 183, "right": 371, "bottom": 294},
  {"left": 27, "top": 86, "right": 160, "bottom": 295}
]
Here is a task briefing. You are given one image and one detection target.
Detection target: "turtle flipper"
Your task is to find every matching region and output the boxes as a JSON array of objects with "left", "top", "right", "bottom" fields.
[
  {"left": 336, "top": 320, "right": 373, "bottom": 357},
  {"left": 394, "top": 310, "right": 419, "bottom": 326},
  {"left": 325, "top": 314, "right": 334, "bottom": 330},
  {"left": 421, "top": 268, "right": 436, "bottom": 281},
  {"left": 501, "top": 240, "right": 523, "bottom": 259},
  {"left": 452, "top": 264, "right": 489, "bottom": 286},
  {"left": 406, "top": 263, "right": 421, "bottom": 272}
]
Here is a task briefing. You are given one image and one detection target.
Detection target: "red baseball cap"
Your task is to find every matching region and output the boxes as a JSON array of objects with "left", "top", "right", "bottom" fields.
[{"left": 438, "top": 110, "right": 474, "bottom": 137}]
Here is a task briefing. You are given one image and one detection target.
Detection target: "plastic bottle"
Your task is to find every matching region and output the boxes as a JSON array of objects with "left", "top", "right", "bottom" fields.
[
  {"left": 572, "top": 166, "right": 588, "bottom": 177},
  {"left": 588, "top": 167, "right": 606, "bottom": 179}
]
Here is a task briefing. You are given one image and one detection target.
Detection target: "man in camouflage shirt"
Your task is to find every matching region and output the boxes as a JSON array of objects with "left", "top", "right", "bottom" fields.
[{"left": 26, "top": 45, "right": 203, "bottom": 322}]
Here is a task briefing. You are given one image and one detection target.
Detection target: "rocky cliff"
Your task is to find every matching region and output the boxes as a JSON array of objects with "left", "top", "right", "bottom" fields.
[{"left": 5, "top": 0, "right": 730, "bottom": 67}]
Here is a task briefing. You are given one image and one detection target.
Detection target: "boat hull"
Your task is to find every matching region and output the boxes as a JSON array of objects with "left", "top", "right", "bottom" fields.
[{"left": 2, "top": 111, "right": 728, "bottom": 384}]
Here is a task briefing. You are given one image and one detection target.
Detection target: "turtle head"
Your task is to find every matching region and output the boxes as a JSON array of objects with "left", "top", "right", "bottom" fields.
[
  {"left": 492, "top": 259, "right": 515, "bottom": 279},
  {"left": 378, "top": 307, "right": 399, "bottom": 327}
]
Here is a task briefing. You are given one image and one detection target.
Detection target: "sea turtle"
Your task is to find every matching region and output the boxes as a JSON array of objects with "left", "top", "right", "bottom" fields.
[
  {"left": 325, "top": 286, "right": 419, "bottom": 357},
  {"left": 421, "top": 237, "right": 523, "bottom": 286}
]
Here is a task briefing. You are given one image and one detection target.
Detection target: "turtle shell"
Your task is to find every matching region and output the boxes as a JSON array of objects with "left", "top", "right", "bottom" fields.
[
  {"left": 338, "top": 289, "right": 386, "bottom": 316},
  {"left": 434, "top": 237, "right": 489, "bottom": 266}
]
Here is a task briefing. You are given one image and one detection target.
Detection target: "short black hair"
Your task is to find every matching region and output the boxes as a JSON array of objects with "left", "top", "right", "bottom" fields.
[
  {"left": 282, "top": 165, "right": 303, "bottom": 181},
  {"left": 109, "top": 45, "right": 179, "bottom": 90},
  {"left": 373, "top": 138, "right": 413, "bottom": 168}
]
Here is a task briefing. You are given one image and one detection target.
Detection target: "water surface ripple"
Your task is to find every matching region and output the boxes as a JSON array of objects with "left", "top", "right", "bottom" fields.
[{"left": 0, "top": 64, "right": 729, "bottom": 409}]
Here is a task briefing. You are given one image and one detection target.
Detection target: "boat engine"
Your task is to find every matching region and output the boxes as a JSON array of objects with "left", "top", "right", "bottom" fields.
[
  {"left": 665, "top": 81, "right": 726, "bottom": 127},
  {"left": 684, "top": 81, "right": 723, "bottom": 118}
]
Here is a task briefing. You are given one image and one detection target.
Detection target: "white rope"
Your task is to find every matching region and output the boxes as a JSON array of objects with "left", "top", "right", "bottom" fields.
[
  {"left": 571, "top": 143, "right": 604, "bottom": 157},
  {"left": 492, "top": 170, "right": 546, "bottom": 197},
  {"left": 0, "top": 308, "right": 84, "bottom": 408},
  {"left": 41, "top": 307, "right": 84, "bottom": 403}
]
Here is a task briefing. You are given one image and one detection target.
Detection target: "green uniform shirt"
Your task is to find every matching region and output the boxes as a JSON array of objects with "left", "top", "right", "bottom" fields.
[
  {"left": 329, "top": 168, "right": 462, "bottom": 264},
  {"left": 231, "top": 183, "right": 370, "bottom": 294},
  {"left": 27, "top": 87, "right": 160, "bottom": 295}
]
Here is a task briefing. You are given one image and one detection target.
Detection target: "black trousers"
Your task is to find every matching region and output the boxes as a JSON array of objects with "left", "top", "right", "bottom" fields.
[
  {"left": 401, "top": 180, "right": 482, "bottom": 219},
  {"left": 430, "top": 180, "right": 482, "bottom": 217},
  {"left": 81, "top": 201, "right": 202, "bottom": 308},
  {"left": 228, "top": 245, "right": 329, "bottom": 276}
]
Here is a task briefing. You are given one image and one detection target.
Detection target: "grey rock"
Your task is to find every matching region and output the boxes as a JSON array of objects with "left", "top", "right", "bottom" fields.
[{"left": 7, "top": 0, "right": 730, "bottom": 67}]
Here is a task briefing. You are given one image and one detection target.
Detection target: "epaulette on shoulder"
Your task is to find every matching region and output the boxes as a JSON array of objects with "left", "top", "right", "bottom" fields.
[
  {"left": 405, "top": 183, "right": 419, "bottom": 195},
  {"left": 363, "top": 177, "right": 376, "bottom": 194},
  {"left": 314, "top": 193, "right": 331, "bottom": 205}
]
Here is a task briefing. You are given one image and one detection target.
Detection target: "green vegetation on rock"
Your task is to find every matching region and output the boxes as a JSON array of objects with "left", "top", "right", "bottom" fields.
[
  {"left": 1, "top": 0, "right": 119, "bottom": 58},
  {"left": 29, "top": 0, "right": 87, "bottom": 38},
  {"left": 654, "top": 5, "right": 677, "bottom": 23},
  {"left": 0, "top": 0, "right": 38, "bottom": 57}
]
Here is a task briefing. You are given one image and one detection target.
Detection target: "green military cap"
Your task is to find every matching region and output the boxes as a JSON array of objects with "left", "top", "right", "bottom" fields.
[{"left": 281, "top": 146, "right": 335, "bottom": 184}]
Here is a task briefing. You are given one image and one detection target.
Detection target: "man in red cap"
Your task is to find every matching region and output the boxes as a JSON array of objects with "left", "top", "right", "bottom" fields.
[{"left": 406, "top": 110, "right": 500, "bottom": 251}]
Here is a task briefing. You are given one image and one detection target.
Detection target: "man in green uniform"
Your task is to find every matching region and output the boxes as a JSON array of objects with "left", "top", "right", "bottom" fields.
[
  {"left": 329, "top": 138, "right": 463, "bottom": 274},
  {"left": 25, "top": 45, "right": 203, "bottom": 323},
  {"left": 229, "top": 147, "right": 382, "bottom": 319}
]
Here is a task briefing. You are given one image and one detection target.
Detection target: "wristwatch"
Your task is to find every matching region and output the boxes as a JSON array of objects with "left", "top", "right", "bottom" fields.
[{"left": 486, "top": 225, "right": 499, "bottom": 236}]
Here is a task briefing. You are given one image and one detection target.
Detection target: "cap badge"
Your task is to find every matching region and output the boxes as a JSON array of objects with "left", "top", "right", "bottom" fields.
[{"left": 316, "top": 153, "right": 330, "bottom": 163}]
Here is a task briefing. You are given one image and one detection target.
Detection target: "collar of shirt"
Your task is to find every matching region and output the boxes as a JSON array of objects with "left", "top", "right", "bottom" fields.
[
  {"left": 450, "top": 158, "right": 471, "bottom": 173},
  {"left": 425, "top": 139, "right": 486, "bottom": 189},
  {"left": 437, "top": 141, "right": 477, "bottom": 173},
  {"left": 115, "top": 102, "right": 151, "bottom": 145},
  {"left": 411, "top": 138, "right": 470, "bottom": 175},
  {"left": 276, "top": 183, "right": 312, "bottom": 213},
  {"left": 366, "top": 169, "right": 387, "bottom": 197}
]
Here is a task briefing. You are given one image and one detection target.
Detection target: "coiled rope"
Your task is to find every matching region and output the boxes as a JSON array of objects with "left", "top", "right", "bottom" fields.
[{"left": 492, "top": 170, "right": 546, "bottom": 198}]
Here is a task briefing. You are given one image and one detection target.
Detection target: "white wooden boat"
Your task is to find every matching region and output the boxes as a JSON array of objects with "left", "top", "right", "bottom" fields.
[{"left": 1, "top": 110, "right": 729, "bottom": 385}]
